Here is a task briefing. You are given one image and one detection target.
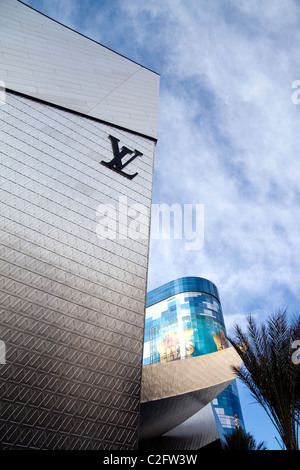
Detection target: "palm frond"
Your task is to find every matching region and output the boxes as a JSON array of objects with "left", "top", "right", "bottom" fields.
[{"left": 227, "top": 309, "right": 300, "bottom": 450}]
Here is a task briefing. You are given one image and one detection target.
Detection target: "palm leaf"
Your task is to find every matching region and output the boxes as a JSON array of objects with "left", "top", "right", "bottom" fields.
[{"left": 228, "top": 310, "right": 300, "bottom": 450}]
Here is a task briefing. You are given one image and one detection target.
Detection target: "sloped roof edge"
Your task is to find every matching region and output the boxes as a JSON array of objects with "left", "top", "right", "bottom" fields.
[
  {"left": 0, "top": 0, "right": 160, "bottom": 140},
  {"left": 141, "top": 346, "right": 242, "bottom": 403}
]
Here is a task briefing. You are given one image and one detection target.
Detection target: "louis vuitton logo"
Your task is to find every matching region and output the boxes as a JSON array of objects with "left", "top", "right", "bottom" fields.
[{"left": 101, "top": 135, "right": 143, "bottom": 180}]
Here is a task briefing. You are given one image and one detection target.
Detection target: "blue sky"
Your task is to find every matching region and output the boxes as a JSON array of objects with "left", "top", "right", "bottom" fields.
[{"left": 22, "top": 0, "right": 300, "bottom": 450}]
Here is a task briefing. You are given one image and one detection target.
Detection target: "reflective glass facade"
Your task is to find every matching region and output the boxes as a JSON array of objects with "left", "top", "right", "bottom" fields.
[{"left": 143, "top": 277, "right": 245, "bottom": 435}]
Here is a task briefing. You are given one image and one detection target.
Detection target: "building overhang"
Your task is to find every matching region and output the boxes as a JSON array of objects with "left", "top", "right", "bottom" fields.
[{"left": 139, "top": 347, "right": 242, "bottom": 441}]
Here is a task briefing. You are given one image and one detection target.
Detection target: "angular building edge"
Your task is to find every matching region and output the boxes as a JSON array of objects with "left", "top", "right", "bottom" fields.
[
  {"left": 139, "top": 347, "right": 242, "bottom": 442},
  {"left": 141, "top": 346, "right": 242, "bottom": 403},
  {"left": 140, "top": 277, "right": 245, "bottom": 449},
  {"left": 0, "top": 0, "right": 160, "bottom": 140},
  {"left": 0, "top": 0, "right": 160, "bottom": 450}
]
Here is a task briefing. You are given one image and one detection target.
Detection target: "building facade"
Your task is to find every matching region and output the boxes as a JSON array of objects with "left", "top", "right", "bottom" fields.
[
  {"left": 0, "top": 0, "right": 159, "bottom": 449},
  {"left": 141, "top": 277, "right": 245, "bottom": 448}
]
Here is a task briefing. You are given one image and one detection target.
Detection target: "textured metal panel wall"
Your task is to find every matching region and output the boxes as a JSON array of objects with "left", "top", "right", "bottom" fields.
[
  {"left": 140, "top": 403, "right": 224, "bottom": 450},
  {"left": 0, "top": 0, "right": 160, "bottom": 139},
  {"left": 0, "top": 91, "right": 156, "bottom": 449}
]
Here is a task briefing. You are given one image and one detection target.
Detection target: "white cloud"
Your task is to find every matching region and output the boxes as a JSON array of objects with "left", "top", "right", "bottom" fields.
[
  {"left": 117, "top": 0, "right": 300, "bottom": 319},
  {"left": 23, "top": 0, "right": 300, "bottom": 320},
  {"left": 23, "top": 0, "right": 79, "bottom": 27}
]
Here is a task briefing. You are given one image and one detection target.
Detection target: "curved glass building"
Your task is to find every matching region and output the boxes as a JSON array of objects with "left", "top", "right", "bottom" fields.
[{"left": 141, "top": 277, "right": 245, "bottom": 448}]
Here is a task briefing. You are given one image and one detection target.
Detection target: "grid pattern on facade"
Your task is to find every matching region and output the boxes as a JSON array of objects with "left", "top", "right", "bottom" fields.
[
  {"left": 146, "top": 277, "right": 220, "bottom": 308},
  {"left": 143, "top": 279, "right": 245, "bottom": 435},
  {"left": 212, "top": 382, "right": 245, "bottom": 433},
  {"left": 0, "top": 0, "right": 160, "bottom": 139},
  {"left": 143, "top": 292, "right": 226, "bottom": 365},
  {"left": 0, "top": 91, "right": 156, "bottom": 449}
]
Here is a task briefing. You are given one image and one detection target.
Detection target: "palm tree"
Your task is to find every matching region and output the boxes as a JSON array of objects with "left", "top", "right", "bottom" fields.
[
  {"left": 228, "top": 310, "right": 300, "bottom": 450},
  {"left": 222, "top": 428, "right": 266, "bottom": 450}
]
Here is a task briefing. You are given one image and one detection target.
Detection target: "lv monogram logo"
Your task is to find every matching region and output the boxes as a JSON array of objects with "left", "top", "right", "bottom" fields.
[{"left": 101, "top": 135, "right": 143, "bottom": 180}]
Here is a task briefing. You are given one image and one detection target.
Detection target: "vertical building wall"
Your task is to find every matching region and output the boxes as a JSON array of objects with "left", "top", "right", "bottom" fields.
[
  {"left": 0, "top": 0, "right": 159, "bottom": 450},
  {"left": 0, "top": 0, "right": 160, "bottom": 140},
  {"left": 0, "top": 90, "right": 156, "bottom": 449},
  {"left": 143, "top": 277, "right": 245, "bottom": 436}
]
